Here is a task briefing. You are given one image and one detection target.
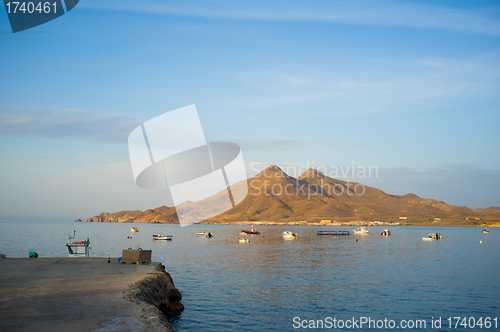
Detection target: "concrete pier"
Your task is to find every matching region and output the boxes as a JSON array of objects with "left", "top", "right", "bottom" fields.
[{"left": 0, "top": 258, "right": 181, "bottom": 332}]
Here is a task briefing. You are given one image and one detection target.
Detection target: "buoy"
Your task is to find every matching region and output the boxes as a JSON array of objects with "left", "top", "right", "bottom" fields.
[
  {"left": 226, "top": 239, "right": 227, "bottom": 241},
  {"left": 108, "top": 256, "right": 110, "bottom": 263},
  {"left": 480, "top": 241, "right": 482, "bottom": 243}
]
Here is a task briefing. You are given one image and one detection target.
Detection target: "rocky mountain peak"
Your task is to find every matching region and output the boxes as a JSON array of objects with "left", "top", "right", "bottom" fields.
[{"left": 298, "top": 168, "right": 326, "bottom": 180}]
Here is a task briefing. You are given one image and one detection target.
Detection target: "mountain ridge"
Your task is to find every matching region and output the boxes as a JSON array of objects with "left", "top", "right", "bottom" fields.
[{"left": 78, "top": 166, "right": 500, "bottom": 226}]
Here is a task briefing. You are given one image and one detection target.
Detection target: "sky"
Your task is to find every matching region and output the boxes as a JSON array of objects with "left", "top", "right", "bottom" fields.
[{"left": 0, "top": 0, "right": 499, "bottom": 220}]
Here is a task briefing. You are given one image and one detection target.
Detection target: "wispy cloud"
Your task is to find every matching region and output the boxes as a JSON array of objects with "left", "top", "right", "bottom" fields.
[
  {"left": 225, "top": 136, "right": 329, "bottom": 152},
  {"left": 219, "top": 53, "right": 500, "bottom": 115},
  {"left": 82, "top": 0, "right": 500, "bottom": 35},
  {"left": 0, "top": 105, "right": 141, "bottom": 142}
]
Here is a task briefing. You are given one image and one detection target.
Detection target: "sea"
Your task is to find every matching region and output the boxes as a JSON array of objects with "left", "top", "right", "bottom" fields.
[{"left": 1, "top": 221, "right": 499, "bottom": 331}]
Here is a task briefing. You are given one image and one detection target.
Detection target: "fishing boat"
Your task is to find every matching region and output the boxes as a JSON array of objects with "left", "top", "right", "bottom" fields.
[
  {"left": 353, "top": 226, "right": 370, "bottom": 235},
  {"left": 152, "top": 234, "right": 173, "bottom": 241},
  {"left": 422, "top": 233, "right": 442, "bottom": 241},
  {"left": 197, "top": 231, "right": 213, "bottom": 238},
  {"left": 241, "top": 226, "right": 260, "bottom": 235},
  {"left": 482, "top": 228, "right": 490, "bottom": 234},
  {"left": 282, "top": 231, "right": 297, "bottom": 239},
  {"left": 381, "top": 229, "right": 390, "bottom": 236},
  {"left": 131, "top": 227, "right": 139, "bottom": 232},
  {"left": 66, "top": 230, "right": 90, "bottom": 257},
  {"left": 238, "top": 238, "right": 250, "bottom": 243}
]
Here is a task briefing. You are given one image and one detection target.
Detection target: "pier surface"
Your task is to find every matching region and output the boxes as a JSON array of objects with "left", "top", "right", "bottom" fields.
[{"left": 0, "top": 258, "right": 171, "bottom": 332}]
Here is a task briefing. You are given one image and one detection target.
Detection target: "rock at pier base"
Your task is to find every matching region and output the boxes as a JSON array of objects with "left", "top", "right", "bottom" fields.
[{"left": 124, "top": 263, "right": 184, "bottom": 331}]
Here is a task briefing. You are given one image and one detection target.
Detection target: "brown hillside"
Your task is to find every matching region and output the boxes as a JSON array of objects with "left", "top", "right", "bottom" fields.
[{"left": 79, "top": 166, "right": 500, "bottom": 225}]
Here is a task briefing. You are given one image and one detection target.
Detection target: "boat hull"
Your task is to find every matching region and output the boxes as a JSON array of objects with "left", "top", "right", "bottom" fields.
[
  {"left": 353, "top": 227, "right": 370, "bottom": 235},
  {"left": 66, "top": 243, "right": 89, "bottom": 257},
  {"left": 423, "top": 234, "right": 442, "bottom": 241},
  {"left": 241, "top": 230, "right": 260, "bottom": 234},
  {"left": 153, "top": 236, "right": 172, "bottom": 241},
  {"left": 282, "top": 231, "right": 297, "bottom": 239}
]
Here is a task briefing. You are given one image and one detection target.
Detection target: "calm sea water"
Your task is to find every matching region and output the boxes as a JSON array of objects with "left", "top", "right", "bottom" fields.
[{"left": 1, "top": 221, "right": 499, "bottom": 331}]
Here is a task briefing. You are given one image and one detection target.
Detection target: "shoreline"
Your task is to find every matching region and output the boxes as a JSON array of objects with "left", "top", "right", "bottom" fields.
[
  {"left": 74, "top": 219, "right": 500, "bottom": 227},
  {"left": 198, "top": 221, "right": 500, "bottom": 227},
  {"left": 0, "top": 258, "right": 182, "bottom": 332}
]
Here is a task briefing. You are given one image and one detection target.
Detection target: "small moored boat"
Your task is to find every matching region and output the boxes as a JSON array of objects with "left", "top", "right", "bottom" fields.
[
  {"left": 422, "top": 233, "right": 442, "bottom": 241},
  {"left": 131, "top": 227, "right": 139, "bottom": 232},
  {"left": 241, "top": 226, "right": 260, "bottom": 235},
  {"left": 482, "top": 228, "right": 490, "bottom": 234},
  {"left": 381, "top": 229, "right": 390, "bottom": 236},
  {"left": 153, "top": 234, "right": 173, "bottom": 241},
  {"left": 353, "top": 226, "right": 370, "bottom": 235},
  {"left": 197, "top": 231, "right": 213, "bottom": 238},
  {"left": 238, "top": 238, "right": 250, "bottom": 243},
  {"left": 66, "top": 230, "right": 90, "bottom": 257},
  {"left": 282, "top": 231, "right": 297, "bottom": 239}
]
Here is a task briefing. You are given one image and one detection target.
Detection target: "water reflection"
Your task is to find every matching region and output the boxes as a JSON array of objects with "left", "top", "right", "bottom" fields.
[{"left": 1, "top": 221, "right": 498, "bottom": 331}]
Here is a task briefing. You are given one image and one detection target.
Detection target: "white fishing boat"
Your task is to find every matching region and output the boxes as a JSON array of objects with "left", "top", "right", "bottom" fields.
[
  {"left": 282, "top": 231, "right": 297, "bottom": 239},
  {"left": 422, "top": 233, "right": 442, "bottom": 241},
  {"left": 66, "top": 230, "right": 90, "bottom": 257},
  {"left": 238, "top": 238, "right": 250, "bottom": 243},
  {"left": 197, "top": 231, "right": 213, "bottom": 238},
  {"left": 353, "top": 226, "right": 370, "bottom": 235},
  {"left": 152, "top": 234, "right": 173, "bottom": 241},
  {"left": 482, "top": 228, "right": 490, "bottom": 234},
  {"left": 381, "top": 229, "right": 390, "bottom": 236},
  {"left": 131, "top": 227, "right": 139, "bottom": 232}
]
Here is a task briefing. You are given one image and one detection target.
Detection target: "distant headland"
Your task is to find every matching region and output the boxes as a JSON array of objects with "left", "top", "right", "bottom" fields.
[{"left": 78, "top": 166, "right": 500, "bottom": 227}]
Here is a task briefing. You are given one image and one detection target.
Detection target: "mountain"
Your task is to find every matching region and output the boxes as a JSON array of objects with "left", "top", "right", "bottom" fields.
[
  {"left": 476, "top": 206, "right": 500, "bottom": 211},
  {"left": 79, "top": 166, "right": 500, "bottom": 226}
]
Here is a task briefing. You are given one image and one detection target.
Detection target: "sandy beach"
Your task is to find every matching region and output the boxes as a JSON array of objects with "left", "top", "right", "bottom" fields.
[{"left": 0, "top": 258, "right": 175, "bottom": 332}]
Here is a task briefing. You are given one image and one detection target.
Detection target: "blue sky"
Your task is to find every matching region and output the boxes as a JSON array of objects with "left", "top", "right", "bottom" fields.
[{"left": 1, "top": 0, "right": 499, "bottom": 220}]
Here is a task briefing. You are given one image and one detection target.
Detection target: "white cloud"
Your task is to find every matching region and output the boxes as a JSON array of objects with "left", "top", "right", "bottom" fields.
[
  {"left": 217, "top": 53, "right": 500, "bottom": 115},
  {"left": 227, "top": 136, "right": 329, "bottom": 152},
  {"left": 0, "top": 105, "right": 141, "bottom": 143}
]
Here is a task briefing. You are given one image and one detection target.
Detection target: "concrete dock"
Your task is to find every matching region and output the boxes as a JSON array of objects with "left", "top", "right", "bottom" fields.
[{"left": 0, "top": 258, "right": 176, "bottom": 332}]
